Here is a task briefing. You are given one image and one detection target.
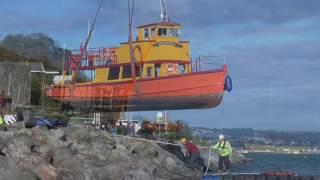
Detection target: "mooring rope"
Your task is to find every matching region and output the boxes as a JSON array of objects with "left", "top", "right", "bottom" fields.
[
  {"left": 112, "top": 134, "right": 212, "bottom": 174},
  {"left": 205, "top": 148, "right": 212, "bottom": 176}
]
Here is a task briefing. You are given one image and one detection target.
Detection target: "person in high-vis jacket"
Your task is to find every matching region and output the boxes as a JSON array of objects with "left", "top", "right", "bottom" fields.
[
  {"left": 209, "top": 135, "right": 232, "bottom": 173},
  {"left": 0, "top": 115, "right": 4, "bottom": 126}
]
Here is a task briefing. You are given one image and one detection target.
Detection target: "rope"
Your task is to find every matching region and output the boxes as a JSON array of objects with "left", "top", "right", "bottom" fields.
[
  {"left": 205, "top": 148, "right": 211, "bottom": 176},
  {"left": 84, "top": 0, "right": 104, "bottom": 49},
  {"left": 67, "top": 125, "right": 215, "bottom": 174},
  {"left": 113, "top": 134, "right": 190, "bottom": 147},
  {"left": 112, "top": 134, "right": 212, "bottom": 174}
]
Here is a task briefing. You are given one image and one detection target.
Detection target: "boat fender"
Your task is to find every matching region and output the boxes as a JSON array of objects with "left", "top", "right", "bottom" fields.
[{"left": 224, "top": 75, "right": 232, "bottom": 92}]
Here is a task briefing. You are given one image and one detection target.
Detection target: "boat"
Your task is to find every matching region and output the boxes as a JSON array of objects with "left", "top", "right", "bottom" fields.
[{"left": 45, "top": 0, "right": 232, "bottom": 112}]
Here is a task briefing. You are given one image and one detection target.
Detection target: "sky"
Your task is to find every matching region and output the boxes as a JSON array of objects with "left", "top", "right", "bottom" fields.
[{"left": 1, "top": 0, "right": 320, "bottom": 131}]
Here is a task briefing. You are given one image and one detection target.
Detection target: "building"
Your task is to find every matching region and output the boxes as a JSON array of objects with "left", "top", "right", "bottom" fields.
[
  {"left": 0, "top": 61, "right": 32, "bottom": 106},
  {"left": 0, "top": 61, "right": 58, "bottom": 110}
]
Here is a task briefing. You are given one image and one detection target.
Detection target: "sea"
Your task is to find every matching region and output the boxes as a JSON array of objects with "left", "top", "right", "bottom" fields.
[{"left": 232, "top": 153, "right": 320, "bottom": 175}]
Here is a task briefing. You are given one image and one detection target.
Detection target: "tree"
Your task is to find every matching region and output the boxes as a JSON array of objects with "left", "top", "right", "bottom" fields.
[
  {"left": 175, "top": 120, "right": 193, "bottom": 140},
  {"left": 1, "top": 33, "right": 69, "bottom": 70}
]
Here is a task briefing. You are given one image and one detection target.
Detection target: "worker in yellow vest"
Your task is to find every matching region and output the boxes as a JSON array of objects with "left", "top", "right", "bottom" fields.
[
  {"left": 0, "top": 114, "right": 4, "bottom": 126},
  {"left": 209, "top": 135, "right": 232, "bottom": 173}
]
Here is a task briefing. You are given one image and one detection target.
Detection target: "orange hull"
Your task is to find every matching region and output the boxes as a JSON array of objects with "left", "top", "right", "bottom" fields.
[{"left": 46, "top": 65, "right": 227, "bottom": 111}]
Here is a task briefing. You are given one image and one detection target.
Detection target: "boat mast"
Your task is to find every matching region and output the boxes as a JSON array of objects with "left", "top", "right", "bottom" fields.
[{"left": 160, "top": 0, "right": 169, "bottom": 22}]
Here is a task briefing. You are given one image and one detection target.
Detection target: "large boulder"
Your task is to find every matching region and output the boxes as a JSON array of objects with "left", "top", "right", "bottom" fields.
[{"left": 0, "top": 127, "right": 201, "bottom": 180}]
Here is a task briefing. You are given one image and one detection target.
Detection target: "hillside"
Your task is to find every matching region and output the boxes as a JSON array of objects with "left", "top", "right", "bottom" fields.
[
  {"left": 0, "top": 33, "right": 69, "bottom": 70},
  {"left": 192, "top": 127, "right": 320, "bottom": 148},
  {"left": 0, "top": 47, "right": 29, "bottom": 62},
  {"left": 0, "top": 47, "right": 57, "bottom": 71}
]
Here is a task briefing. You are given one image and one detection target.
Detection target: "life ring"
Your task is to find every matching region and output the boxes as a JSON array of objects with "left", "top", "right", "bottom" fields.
[{"left": 167, "top": 63, "right": 179, "bottom": 75}]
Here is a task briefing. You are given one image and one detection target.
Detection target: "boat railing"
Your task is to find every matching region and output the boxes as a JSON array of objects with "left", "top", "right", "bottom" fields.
[
  {"left": 69, "top": 47, "right": 118, "bottom": 70},
  {"left": 192, "top": 55, "right": 225, "bottom": 72}
]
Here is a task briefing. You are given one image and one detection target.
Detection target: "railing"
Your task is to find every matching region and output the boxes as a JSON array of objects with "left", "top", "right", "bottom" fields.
[
  {"left": 192, "top": 55, "right": 225, "bottom": 73},
  {"left": 69, "top": 47, "right": 118, "bottom": 70}
]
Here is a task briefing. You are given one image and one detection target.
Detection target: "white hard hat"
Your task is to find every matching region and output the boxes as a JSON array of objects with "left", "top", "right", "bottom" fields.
[{"left": 219, "top": 134, "right": 225, "bottom": 140}]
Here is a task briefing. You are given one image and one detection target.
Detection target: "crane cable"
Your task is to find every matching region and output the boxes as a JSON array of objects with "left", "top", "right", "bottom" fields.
[
  {"left": 84, "top": 0, "right": 104, "bottom": 49},
  {"left": 205, "top": 148, "right": 211, "bottom": 175},
  {"left": 113, "top": 134, "right": 213, "bottom": 175}
]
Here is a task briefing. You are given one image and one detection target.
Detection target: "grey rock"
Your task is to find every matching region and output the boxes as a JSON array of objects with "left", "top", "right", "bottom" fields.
[{"left": 0, "top": 127, "right": 201, "bottom": 180}]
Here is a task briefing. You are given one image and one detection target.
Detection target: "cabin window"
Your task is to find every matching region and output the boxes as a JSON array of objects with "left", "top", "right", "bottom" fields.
[
  {"left": 147, "top": 67, "right": 153, "bottom": 78},
  {"left": 108, "top": 66, "right": 120, "bottom": 80},
  {"left": 144, "top": 28, "right": 149, "bottom": 40},
  {"left": 122, "top": 65, "right": 131, "bottom": 79},
  {"left": 179, "top": 64, "right": 185, "bottom": 74},
  {"left": 167, "top": 28, "right": 179, "bottom": 37},
  {"left": 158, "top": 28, "right": 167, "bottom": 37},
  {"left": 81, "top": 59, "right": 89, "bottom": 67},
  {"left": 94, "top": 59, "right": 109, "bottom": 66},
  {"left": 77, "top": 70, "right": 95, "bottom": 82},
  {"left": 155, "top": 64, "right": 161, "bottom": 77},
  {"left": 151, "top": 28, "right": 156, "bottom": 37}
]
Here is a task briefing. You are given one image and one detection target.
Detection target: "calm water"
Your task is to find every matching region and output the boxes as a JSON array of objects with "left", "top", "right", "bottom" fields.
[{"left": 232, "top": 153, "right": 320, "bottom": 175}]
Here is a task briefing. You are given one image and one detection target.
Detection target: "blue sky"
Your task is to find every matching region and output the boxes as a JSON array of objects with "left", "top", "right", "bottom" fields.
[{"left": 1, "top": 0, "right": 320, "bottom": 131}]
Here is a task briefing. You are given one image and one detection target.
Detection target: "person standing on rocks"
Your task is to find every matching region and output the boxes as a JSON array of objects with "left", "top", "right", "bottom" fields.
[
  {"left": 181, "top": 138, "right": 203, "bottom": 169},
  {"left": 209, "top": 135, "right": 232, "bottom": 173},
  {"left": 116, "top": 121, "right": 126, "bottom": 135},
  {"left": 0, "top": 114, "right": 4, "bottom": 127}
]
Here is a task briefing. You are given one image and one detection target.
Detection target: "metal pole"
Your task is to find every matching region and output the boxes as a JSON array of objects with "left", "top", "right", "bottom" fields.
[
  {"left": 199, "top": 57, "right": 201, "bottom": 72},
  {"left": 7, "top": 72, "right": 11, "bottom": 96},
  {"left": 17, "top": 85, "right": 21, "bottom": 104},
  {"left": 157, "top": 113, "right": 160, "bottom": 138},
  {"left": 165, "top": 111, "right": 167, "bottom": 135},
  {"left": 41, "top": 72, "right": 45, "bottom": 109}
]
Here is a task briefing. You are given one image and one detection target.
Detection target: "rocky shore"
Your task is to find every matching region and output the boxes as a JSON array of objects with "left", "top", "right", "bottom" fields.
[{"left": 0, "top": 126, "right": 245, "bottom": 180}]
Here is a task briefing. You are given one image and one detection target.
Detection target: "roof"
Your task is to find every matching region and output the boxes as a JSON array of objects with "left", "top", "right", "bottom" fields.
[
  {"left": 29, "top": 62, "right": 45, "bottom": 72},
  {"left": 137, "top": 21, "right": 181, "bottom": 29},
  {"left": 29, "top": 62, "right": 59, "bottom": 74}
]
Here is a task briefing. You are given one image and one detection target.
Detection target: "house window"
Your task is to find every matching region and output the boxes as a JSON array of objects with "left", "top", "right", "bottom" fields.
[
  {"left": 108, "top": 66, "right": 120, "bottom": 80},
  {"left": 147, "top": 67, "right": 153, "bottom": 78},
  {"left": 122, "top": 65, "right": 131, "bottom": 79},
  {"left": 158, "top": 28, "right": 167, "bottom": 37}
]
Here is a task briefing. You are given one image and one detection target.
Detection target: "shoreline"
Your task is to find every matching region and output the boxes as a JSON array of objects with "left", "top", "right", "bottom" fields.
[{"left": 239, "top": 150, "right": 320, "bottom": 155}]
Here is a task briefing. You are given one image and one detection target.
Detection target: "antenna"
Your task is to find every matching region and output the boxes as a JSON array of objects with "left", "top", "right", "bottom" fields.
[{"left": 160, "top": 0, "right": 169, "bottom": 22}]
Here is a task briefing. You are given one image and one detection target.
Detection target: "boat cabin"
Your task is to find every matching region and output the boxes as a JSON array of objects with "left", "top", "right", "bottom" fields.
[{"left": 69, "top": 21, "right": 192, "bottom": 84}]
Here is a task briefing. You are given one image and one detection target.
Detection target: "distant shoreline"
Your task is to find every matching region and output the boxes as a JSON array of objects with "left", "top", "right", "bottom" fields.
[{"left": 239, "top": 150, "right": 320, "bottom": 155}]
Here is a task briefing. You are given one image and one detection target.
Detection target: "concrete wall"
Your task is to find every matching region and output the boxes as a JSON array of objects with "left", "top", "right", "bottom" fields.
[{"left": 0, "top": 61, "right": 31, "bottom": 106}]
